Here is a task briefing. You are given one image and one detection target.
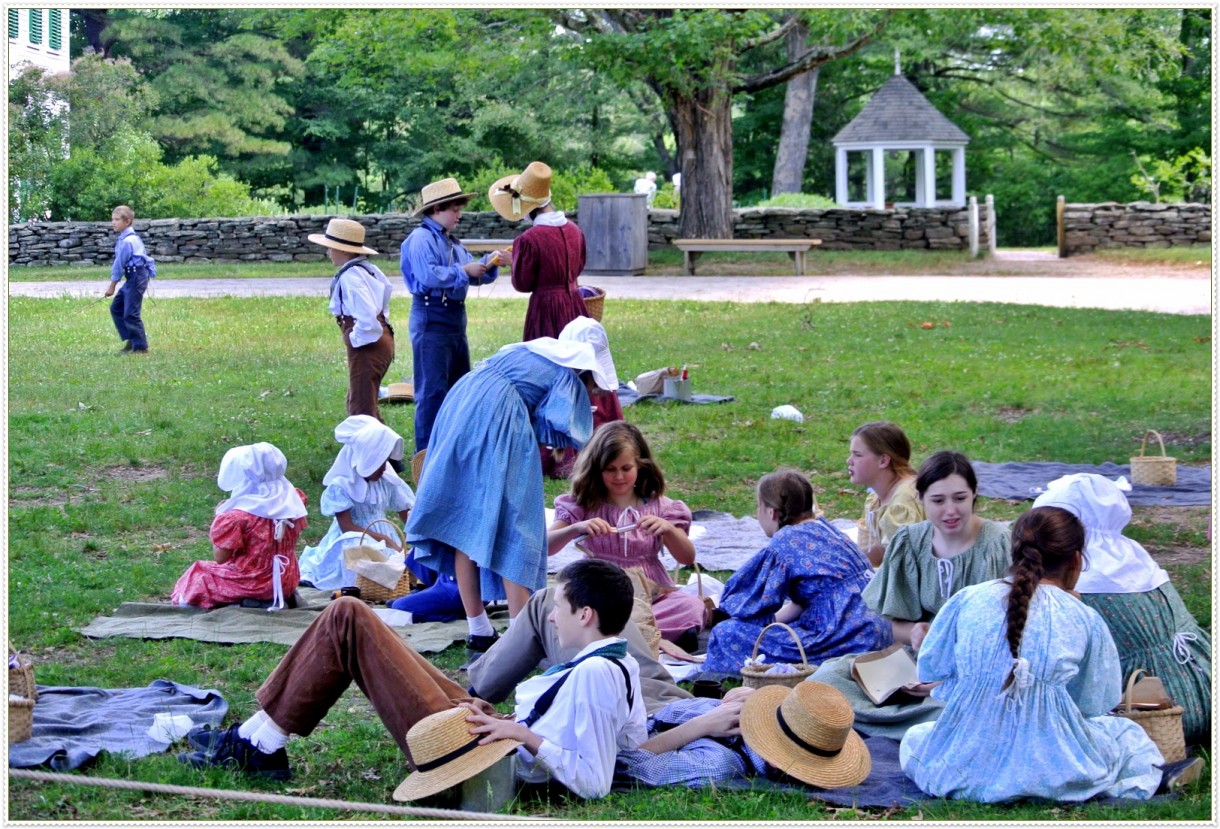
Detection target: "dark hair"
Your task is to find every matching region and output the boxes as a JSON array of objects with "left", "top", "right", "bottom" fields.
[
  {"left": 757, "top": 469, "right": 816, "bottom": 529},
  {"left": 1002, "top": 507, "right": 1086, "bottom": 687},
  {"left": 852, "top": 421, "right": 914, "bottom": 479},
  {"left": 570, "top": 422, "right": 665, "bottom": 510},
  {"left": 425, "top": 197, "right": 468, "bottom": 216},
  {"left": 914, "top": 450, "right": 978, "bottom": 499},
  {"left": 557, "top": 559, "right": 633, "bottom": 636}
]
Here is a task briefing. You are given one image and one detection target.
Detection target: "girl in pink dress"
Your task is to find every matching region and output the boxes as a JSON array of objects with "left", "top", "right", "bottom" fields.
[
  {"left": 172, "top": 442, "right": 308, "bottom": 610},
  {"left": 547, "top": 421, "right": 706, "bottom": 642}
]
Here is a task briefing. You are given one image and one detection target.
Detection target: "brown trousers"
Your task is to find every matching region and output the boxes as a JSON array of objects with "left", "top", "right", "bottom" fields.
[
  {"left": 338, "top": 315, "right": 395, "bottom": 422},
  {"left": 256, "top": 597, "right": 470, "bottom": 763}
]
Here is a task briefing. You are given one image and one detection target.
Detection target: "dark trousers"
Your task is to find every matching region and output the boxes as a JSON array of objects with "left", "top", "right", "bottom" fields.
[
  {"left": 409, "top": 298, "right": 469, "bottom": 453},
  {"left": 338, "top": 315, "right": 395, "bottom": 422},
  {"left": 256, "top": 597, "right": 471, "bottom": 763},
  {"left": 110, "top": 273, "right": 149, "bottom": 350}
]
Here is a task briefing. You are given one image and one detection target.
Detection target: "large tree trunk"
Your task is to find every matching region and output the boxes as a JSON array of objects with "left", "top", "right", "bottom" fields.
[
  {"left": 671, "top": 85, "right": 734, "bottom": 239},
  {"left": 771, "top": 23, "right": 819, "bottom": 195}
]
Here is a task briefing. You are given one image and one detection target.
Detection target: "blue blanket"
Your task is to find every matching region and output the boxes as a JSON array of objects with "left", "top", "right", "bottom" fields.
[
  {"left": 8, "top": 679, "right": 227, "bottom": 771},
  {"left": 973, "top": 461, "right": 1210, "bottom": 506}
]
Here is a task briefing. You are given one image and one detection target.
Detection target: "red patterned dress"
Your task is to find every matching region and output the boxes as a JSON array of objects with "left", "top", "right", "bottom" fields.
[{"left": 171, "top": 496, "right": 307, "bottom": 609}]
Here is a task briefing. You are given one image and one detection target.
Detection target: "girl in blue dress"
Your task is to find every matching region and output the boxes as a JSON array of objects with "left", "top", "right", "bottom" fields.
[
  {"left": 407, "top": 318, "right": 618, "bottom": 651},
  {"left": 900, "top": 506, "right": 1170, "bottom": 802},
  {"left": 703, "top": 469, "right": 891, "bottom": 674},
  {"left": 298, "top": 416, "right": 414, "bottom": 591}
]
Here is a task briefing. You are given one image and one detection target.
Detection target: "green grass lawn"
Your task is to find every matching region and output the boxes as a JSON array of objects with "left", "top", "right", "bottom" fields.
[{"left": 7, "top": 294, "right": 1211, "bottom": 821}]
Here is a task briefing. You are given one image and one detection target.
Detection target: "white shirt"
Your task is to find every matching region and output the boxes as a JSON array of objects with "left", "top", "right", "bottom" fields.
[
  {"left": 512, "top": 637, "right": 648, "bottom": 798},
  {"left": 328, "top": 258, "right": 393, "bottom": 348}
]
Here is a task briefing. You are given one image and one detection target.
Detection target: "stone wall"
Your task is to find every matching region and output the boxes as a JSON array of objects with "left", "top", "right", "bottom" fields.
[
  {"left": 9, "top": 203, "right": 991, "bottom": 267},
  {"left": 1059, "top": 201, "right": 1210, "bottom": 256}
]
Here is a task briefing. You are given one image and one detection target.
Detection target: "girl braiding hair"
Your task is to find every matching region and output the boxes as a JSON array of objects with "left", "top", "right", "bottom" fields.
[
  {"left": 756, "top": 469, "right": 818, "bottom": 529},
  {"left": 1002, "top": 506, "right": 1086, "bottom": 689}
]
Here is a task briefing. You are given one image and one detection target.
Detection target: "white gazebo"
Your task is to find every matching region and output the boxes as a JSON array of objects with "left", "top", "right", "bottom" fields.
[{"left": 833, "top": 69, "right": 969, "bottom": 209}]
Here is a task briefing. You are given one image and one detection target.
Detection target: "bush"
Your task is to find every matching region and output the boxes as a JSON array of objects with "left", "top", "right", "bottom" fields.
[
  {"left": 460, "top": 164, "right": 617, "bottom": 214},
  {"left": 144, "top": 155, "right": 264, "bottom": 219},
  {"left": 754, "top": 192, "right": 838, "bottom": 209}
]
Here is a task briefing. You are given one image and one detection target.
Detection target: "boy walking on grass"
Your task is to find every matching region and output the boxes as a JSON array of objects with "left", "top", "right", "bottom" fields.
[{"left": 103, "top": 205, "right": 155, "bottom": 354}]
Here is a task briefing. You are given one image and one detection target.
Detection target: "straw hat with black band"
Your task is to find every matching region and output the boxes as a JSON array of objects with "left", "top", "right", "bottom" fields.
[
  {"left": 392, "top": 707, "right": 521, "bottom": 802},
  {"left": 412, "top": 178, "right": 477, "bottom": 218},
  {"left": 307, "top": 218, "right": 377, "bottom": 255},
  {"left": 489, "top": 161, "right": 553, "bottom": 222},
  {"left": 740, "top": 681, "right": 871, "bottom": 789}
]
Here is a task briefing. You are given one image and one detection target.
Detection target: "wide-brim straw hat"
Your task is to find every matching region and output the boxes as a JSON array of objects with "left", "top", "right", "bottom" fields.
[
  {"left": 740, "top": 681, "right": 871, "bottom": 789},
  {"left": 489, "top": 161, "right": 553, "bottom": 222},
  {"left": 393, "top": 708, "right": 521, "bottom": 802},
  {"left": 412, "top": 178, "right": 476, "bottom": 218},
  {"left": 307, "top": 218, "right": 377, "bottom": 255}
]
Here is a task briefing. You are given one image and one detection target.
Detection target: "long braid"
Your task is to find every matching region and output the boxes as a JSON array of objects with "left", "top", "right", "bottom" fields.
[
  {"left": 757, "top": 469, "right": 815, "bottom": 529},
  {"left": 1003, "top": 507, "right": 1086, "bottom": 689}
]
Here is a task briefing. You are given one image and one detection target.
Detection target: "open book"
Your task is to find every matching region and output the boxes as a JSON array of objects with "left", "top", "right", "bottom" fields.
[{"left": 851, "top": 644, "right": 931, "bottom": 706}]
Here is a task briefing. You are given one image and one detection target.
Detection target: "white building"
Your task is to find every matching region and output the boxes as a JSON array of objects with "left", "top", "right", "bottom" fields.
[{"left": 8, "top": 8, "right": 70, "bottom": 79}]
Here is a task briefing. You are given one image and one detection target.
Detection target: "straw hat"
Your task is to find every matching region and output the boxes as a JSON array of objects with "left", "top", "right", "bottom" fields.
[
  {"left": 412, "top": 178, "right": 476, "bottom": 217},
  {"left": 740, "top": 681, "right": 871, "bottom": 789},
  {"left": 392, "top": 708, "right": 521, "bottom": 802},
  {"left": 489, "top": 161, "right": 553, "bottom": 222},
  {"left": 307, "top": 218, "right": 377, "bottom": 255}
]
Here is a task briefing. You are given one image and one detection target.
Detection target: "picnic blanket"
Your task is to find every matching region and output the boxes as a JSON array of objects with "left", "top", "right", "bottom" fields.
[
  {"left": 548, "top": 509, "right": 768, "bottom": 574},
  {"left": 973, "top": 461, "right": 1211, "bottom": 506},
  {"left": 78, "top": 589, "right": 478, "bottom": 653},
  {"left": 618, "top": 385, "right": 735, "bottom": 407},
  {"left": 8, "top": 680, "right": 227, "bottom": 771}
]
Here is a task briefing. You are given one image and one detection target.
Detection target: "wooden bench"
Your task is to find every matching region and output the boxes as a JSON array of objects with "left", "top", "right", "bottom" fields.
[{"left": 672, "top": 238, "right": 822, "bottom": 276}]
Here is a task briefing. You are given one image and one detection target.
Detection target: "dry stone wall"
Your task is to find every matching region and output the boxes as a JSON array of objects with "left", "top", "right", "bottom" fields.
[
  {"left": 9, "top": 204, "right": 990, "bottom": 267},
  {"left": 1061, "top": 201, "right": 1210, "bottom": 256}
]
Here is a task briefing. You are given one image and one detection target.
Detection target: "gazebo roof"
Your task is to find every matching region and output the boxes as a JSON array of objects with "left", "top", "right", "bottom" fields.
[{"left": 833, "top": 74, "right": 969, "bottom": 145}]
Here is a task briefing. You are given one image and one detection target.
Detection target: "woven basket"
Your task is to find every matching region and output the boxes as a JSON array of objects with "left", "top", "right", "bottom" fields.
[
  {"left": 740, "top": 622, "right": 816, "bottom": 690},
  {"left": 1130, "top": 430, "right": 1176, "bottom": 487},
  {"left": 1113, "top": 669, "right": 1186, "bottom": 762},
  {"left": 352, "top": 519, "right": 417, "bottom": 604},
  {"left": 9, "top": 646, "right": 36, "bottom": 703},
  {"left": 385, "top": 382, "right": 414, "bottom": 404},
  {"left": 412, "top": 449, "right": 427, "bottom": 486},
  {"left": 9, "top": 695, "right": 33, "bottom": 744},
  {"left": 580, "top": 286, "right": 606, "bottom": 322}
]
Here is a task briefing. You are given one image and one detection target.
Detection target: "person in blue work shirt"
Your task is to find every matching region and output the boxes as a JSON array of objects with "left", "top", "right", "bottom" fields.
[
  {"left": 103, "top": 204, "right": 156, "bottom": 354},
  {"left": 400, "top": 178, "right": 508, "bottom": 455}
]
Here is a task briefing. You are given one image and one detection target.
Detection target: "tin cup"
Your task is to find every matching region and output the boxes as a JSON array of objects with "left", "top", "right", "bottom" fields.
[
  {"left": 663, "top": 377, "right": 692, "bottom": 401},
  {"left": 691, "top": 679, "right": 724, "bottom": 699}
]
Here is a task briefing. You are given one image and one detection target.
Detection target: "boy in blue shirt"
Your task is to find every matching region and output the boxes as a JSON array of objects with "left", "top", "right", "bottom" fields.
[{"left": 103, "top": 205, "right": 155, "bottom": 354}]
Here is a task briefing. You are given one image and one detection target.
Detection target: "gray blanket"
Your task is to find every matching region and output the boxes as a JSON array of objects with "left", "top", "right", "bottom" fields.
[
  {"left": 8, "top": 680, "right": 227, "bottom": 771},
  {"left": 618, "top": 386, "right": 735, "bottom": 407},
  {"left": 973, "top": 461, "right": 1211, "bottom": 506}
]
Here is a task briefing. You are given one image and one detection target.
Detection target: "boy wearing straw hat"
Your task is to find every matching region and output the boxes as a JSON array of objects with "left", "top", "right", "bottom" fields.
[
  {"left": 399, "top": 178, "right": 508, "bottom": 454},
  {"left": 307, "top": 218, "right": 396, "bottom": 423},
  {"left": 180, "top": 559, "right": 647, "bottom": 803}
]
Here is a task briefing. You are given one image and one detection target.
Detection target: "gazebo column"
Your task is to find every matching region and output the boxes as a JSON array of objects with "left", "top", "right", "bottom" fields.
[
  {"left": 917, "top": 148, "right": 936, "bottom": 207},
  {"left": 952, "top": 147, "right": 966, "bottom": 206},
  {"left": 870, "top": 147, "right": 886, "bottom": 209},
  {"left": 835, "top": 147, "right": 848, "bottom": 205}
]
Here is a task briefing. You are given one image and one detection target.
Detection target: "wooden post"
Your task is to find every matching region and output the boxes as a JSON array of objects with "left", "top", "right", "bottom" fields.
[
  {"left": 968, "top": 195, "right": 979, "bottom": 258},
  {"left": 986, "top": 194, "right": 997, "bottom": 255},
  {"left": 1056, "top": 195, "right": 1066, "bottom": 258}
]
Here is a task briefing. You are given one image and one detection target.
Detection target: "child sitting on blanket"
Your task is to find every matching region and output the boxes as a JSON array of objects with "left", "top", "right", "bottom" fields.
[
  {"left": 547, "top": 421, "right": 706, "bottom": 645},
  {"left": 172, "top": 443, "right": 308, "bottom": 610},
  {"left": 847, "top": 421, "right": 924, "bottom": 568},
  {"left": 298, "top": 416, "right": 414, "bottom": 591}
]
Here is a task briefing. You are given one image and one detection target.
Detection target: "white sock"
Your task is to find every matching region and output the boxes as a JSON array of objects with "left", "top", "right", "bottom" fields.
[
  {"left": 238, "top": 711, "right": 289, "bottom": 754},
  {"left": 467, "top": 612, "right": 495, "bottom": 637}
]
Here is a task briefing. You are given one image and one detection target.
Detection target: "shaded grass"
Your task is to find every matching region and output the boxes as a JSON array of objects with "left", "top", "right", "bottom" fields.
[
  {"left": 1089, "top": 244, "right": 1211, "bottom": 266},
  {"left": 7, "top": 294, "right": 1211, "bottom": 820}
]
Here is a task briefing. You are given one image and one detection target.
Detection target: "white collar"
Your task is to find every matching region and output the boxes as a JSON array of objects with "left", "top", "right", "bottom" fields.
[{"left": 533, "top": 210, "right": 567, "bottom": 228}]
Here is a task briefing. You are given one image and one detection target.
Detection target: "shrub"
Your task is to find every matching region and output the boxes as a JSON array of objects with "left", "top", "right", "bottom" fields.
[{"left": 754, "top": 192, "right": 838, "bottom": 209}]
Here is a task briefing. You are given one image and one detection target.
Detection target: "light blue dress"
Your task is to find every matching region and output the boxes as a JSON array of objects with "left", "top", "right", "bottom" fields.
[
  {"left": 407, "top": 349, "right": 593, "bottom": 601},
  {"left": 900, "top": 580, "right": 1163, "bottom": 802},
  {"left": 297, "top": 476, "right": 414, "bottom": 591},
  {"left": 703, "top": 519, "right": 892, "bottom": 673}
]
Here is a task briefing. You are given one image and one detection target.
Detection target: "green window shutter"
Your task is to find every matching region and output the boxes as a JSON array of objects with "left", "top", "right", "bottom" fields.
[
  {"left": 8, "top": 9, "right": 18, "bottom": 39},
  {"left": 28, "top": 9, "right": 42, "bottom": 45},
  {"left": 48, "top": 9, "right": 61, "bottom": 49}
]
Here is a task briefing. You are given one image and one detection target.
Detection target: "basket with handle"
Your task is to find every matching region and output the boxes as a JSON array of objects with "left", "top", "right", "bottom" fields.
[
  {"left": 9, "top": 643, "right": 36, "bottom": 743},
  {"left": 9, "top": 644, "right": 36, "bottom": 703},
  {"left": 1112, "top": 669, "right": 1186, "bottom": 762},
  {"left": 739, "top": 622, "right": 816, "bottom": 690},
  {"left": 351, "top": 518, "right": 417, "bottom": 603},
  {"left": 579, "top": 285, "right": 606, "bottom": 322},
  {"left": 1130, "top": 430, "right": 1176, "bottom": 487}
]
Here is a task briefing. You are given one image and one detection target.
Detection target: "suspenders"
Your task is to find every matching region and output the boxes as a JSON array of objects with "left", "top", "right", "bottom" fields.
[{"left": 519, "top": 654, "right": 635, "bottom": 728}]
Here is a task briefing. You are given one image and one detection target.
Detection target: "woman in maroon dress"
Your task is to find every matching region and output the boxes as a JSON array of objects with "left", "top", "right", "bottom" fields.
[{"left": 490, "top": 161, "right": 623, "bottom": 476}]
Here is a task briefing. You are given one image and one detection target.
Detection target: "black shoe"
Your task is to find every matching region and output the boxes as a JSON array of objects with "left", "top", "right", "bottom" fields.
[
  {"left": 673, "top": 626, "right": 700, "bottom": 654},
  {"left": 1158, "top": 757, "right": 1205, "bottom": 794},
  {"left": 466, "top": 631, "right": 500, "bottom": 653},
  {"left": 178, "top": 724, "right": 291, "bottom": 780},
  {"left": 185, "top": 724, "right": 225, "bottom": 752},
  {"left": 119, "top": 340, "right": 132, "bottom": 353}
]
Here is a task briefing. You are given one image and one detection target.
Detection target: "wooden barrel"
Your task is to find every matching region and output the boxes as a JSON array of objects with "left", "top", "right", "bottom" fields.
[{"left": 578, "top": 193, "right": 648, "bottom": 275}]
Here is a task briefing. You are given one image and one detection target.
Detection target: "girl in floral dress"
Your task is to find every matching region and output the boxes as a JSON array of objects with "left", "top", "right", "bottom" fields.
[{"left": 547, "top": 422, "right": 706, "bottom": 643}]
